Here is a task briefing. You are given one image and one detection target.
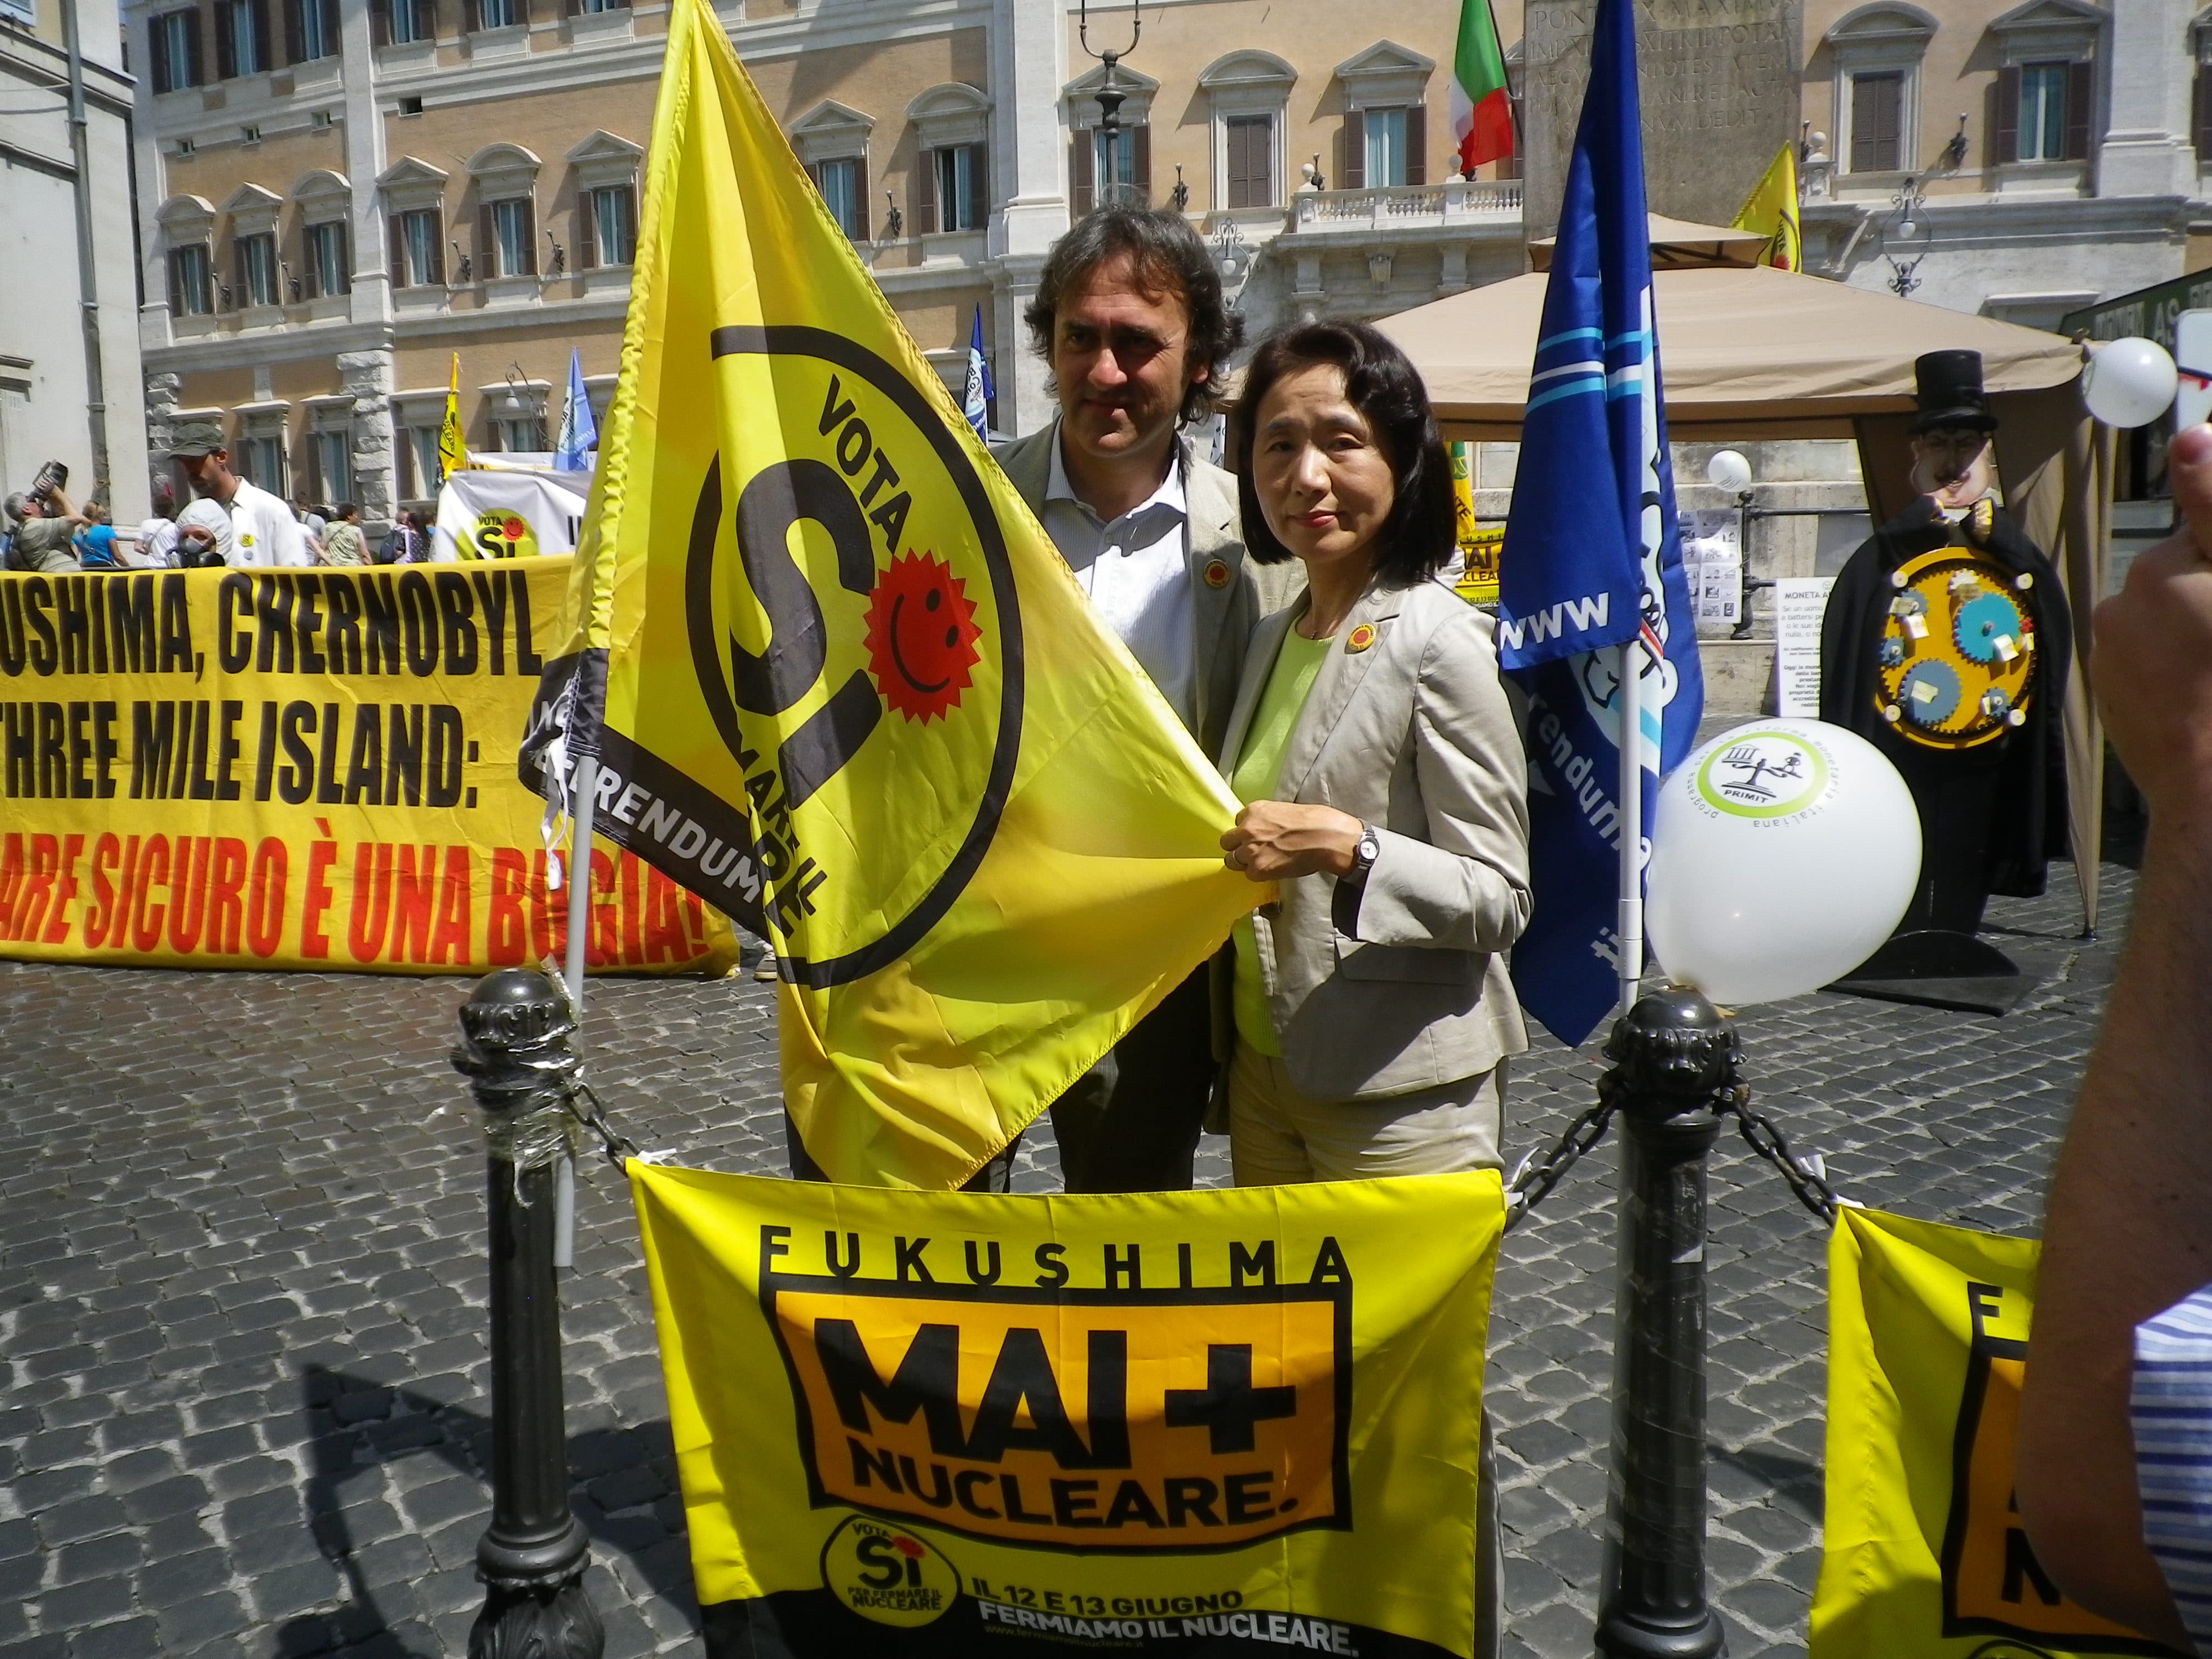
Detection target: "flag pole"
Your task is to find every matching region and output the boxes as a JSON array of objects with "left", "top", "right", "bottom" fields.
[
  {"left": 1485, "top": 0, "right": 1524, "bottom": 150},
  {"left": 550, "top": 752, "right": 597, "bottom": 1271},
  {"left": 1617, "top": 639, "right": 1644, "bottom": 1014}
]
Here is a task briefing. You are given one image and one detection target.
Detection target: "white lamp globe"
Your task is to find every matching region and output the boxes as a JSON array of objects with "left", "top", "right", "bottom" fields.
[
  {"left": 1705, "top": 450, "right": 1753, "bottom": 492},
  {"left": 2083, "top": 337, "right": 2179, "bottom": 430}
]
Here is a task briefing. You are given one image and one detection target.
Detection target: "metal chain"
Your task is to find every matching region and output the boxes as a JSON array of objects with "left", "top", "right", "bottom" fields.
[
  {"left": 1717, "top": 1085, "right": 1842, "bottom": 1224},
  {"left": 562, "top": 1077, "right": 644, "bottom": 1174},
  {"left": 1504, "top": 1095, "right": 1618, "bottom": 1230}
]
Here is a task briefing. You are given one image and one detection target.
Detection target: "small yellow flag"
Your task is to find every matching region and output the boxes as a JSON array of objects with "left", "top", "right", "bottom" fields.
[
  {"left": 1811, "top": 1208, "right": 2157, "bottom": 1659},
  {"left": 1731, "top": 143, "right": 1801, "bottom": 273},
  {"left": 524, "top": 0, "right": 1260, "bottom": 1187},
  {"left": 437, "top": 352, "right": 465, "bottom": 484}
]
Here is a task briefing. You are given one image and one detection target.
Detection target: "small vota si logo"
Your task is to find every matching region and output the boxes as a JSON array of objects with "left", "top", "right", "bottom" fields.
[
  {"left": 684, "top": 327, "right": 1024, "bottom": 987},
  {"left": 760, "top": 1227, "right": 1353, "bottom": 1553}
]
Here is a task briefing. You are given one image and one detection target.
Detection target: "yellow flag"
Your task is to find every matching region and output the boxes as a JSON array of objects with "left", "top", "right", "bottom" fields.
[
  {"left": 1731, "top": 143, "right": 1801, "bottom": 273},
  {"left": 523, "top": 0, "right": 1259, "bottom": 1187},
  {"left": 1811, "top": 1208, "right": 2158, "bottom": 1659},
  {"left": 437, "top": 352, "right": 465, "bottom": 483},
  {"left": 629, "top": 1164, "right": 1504, "bottom": 1657}
]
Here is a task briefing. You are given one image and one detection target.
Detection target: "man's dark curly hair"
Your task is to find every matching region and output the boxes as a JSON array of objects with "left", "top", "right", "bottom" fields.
[
  {"left": 1022, "top": 206, "right": 1246, "bottom": 426},
  {"left": 1230, "top": 321, "right": 1457, "bottom": 588}
]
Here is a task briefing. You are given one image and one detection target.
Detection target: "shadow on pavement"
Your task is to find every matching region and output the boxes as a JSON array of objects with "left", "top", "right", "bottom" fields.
[{"left": 285, "top": 1361, "right": 697, "bottom": 1655}]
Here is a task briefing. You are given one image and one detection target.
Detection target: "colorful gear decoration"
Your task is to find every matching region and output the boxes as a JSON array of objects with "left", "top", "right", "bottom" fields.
[
  {"left": 862, "top": 551, "right": 983, "bottom": 723},
  {"left": 1872, "top": 546, "right": 2038, "bottom": 750}
]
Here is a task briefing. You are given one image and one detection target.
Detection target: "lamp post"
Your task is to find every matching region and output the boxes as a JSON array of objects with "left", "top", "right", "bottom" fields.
[
  {"left": 1878, "top": 176, "right": 1932, "bottom": 299},
  {"left": 1077, "top": 0, "right": 1141, "bottom": 207}
]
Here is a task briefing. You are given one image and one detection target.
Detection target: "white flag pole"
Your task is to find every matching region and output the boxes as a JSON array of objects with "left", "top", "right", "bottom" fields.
[
  {"left": 1617, "top": 638, "right": 1645, "bottom": 1015},
  {"left": 552, "top": 752, "right": 598, "bottom": 1270}
]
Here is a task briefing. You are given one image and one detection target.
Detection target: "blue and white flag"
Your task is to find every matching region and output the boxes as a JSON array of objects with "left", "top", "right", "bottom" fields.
[
  {"left": 962, "top": 304, "right": 994, "bottom": 443},
  {"left": 555, "top": 347, "right": 598, "bottom": 471},
  {"left": 1497, "top": 0, "right": 1703, "bottom": 1048}
]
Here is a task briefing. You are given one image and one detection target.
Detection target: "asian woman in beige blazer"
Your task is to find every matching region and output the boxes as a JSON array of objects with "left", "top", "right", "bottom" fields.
[{"left": 1217, "top": 321, "right": 1532, "bottom": 1186}]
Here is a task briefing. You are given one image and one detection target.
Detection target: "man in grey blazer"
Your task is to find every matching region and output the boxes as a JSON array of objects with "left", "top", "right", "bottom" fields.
[{"left": 993, "top": 205, "right": 1297, "bottom": 1192}]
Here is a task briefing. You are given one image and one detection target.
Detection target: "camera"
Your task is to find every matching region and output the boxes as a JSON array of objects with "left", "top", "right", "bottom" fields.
[{"left": 28, "top": 460, "right": 66, "bottom": 502}]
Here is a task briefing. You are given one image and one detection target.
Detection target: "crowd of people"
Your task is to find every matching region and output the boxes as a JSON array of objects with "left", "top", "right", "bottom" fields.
[{"left": 0, "top": 419, "right": 435, "bottom": 574}]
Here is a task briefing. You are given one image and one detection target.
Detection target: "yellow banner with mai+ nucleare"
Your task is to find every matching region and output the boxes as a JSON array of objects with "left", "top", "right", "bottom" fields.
[
  {"left": 631, "top": 1165, "right": 1502, "bottom": 1659},
  {"left": 521, "top": 0, "right": 1259, "bottom": 1188},
  {"left": 0, "top": 561, "right": 735, "bottom": 975},
  {"left": 1811, "top": 1208, "right": 2164, "bottom": 1659}
]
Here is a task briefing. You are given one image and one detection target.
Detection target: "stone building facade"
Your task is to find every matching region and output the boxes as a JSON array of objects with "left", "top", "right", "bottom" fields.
[{"left": 127, "top": 0, "right": 2212, "bottom": 540}]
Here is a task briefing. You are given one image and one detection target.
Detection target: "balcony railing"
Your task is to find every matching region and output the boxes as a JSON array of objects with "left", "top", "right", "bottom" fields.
[{"left": 1290, "top": 181, "right": 1523, "bottom": 231}]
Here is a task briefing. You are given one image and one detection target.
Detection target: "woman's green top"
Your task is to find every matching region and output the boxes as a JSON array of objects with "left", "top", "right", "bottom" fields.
[{"left": 1227, "top": 626, "right": 1333, "bottom": 1057}]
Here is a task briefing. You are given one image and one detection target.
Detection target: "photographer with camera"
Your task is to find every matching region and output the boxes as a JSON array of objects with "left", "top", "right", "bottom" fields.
[{"left": 4, "top": 461, "right": 87, "bottom": 574}]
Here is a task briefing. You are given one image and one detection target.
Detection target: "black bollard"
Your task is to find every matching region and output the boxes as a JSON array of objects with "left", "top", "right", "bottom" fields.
[
  {"left": 452, "top": 969, "right": 604, "bottom": 1659},
  {"left": 1593, "top": 984, "right": 1735, "bottom": 1659}
]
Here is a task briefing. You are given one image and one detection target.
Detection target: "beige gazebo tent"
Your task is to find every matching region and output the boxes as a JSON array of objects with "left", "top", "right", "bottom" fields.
[{"left": 1376, "top": 262, "right": 2116, "bottom": 932}]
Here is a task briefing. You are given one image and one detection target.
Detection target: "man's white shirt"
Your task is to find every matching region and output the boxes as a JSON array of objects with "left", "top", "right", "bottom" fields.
[
  {"left": 1041, "top": 433, "right": 1196, "bottom": 731},
  {"left": 220, "top": 478, "right": 312, "bottom": 568}
]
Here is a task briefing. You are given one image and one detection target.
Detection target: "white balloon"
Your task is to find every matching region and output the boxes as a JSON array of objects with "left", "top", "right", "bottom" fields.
[
  {"left": 1705, "top": 449, "right": 1752, "bottom": 492},
  {"left": 2083, "top": 337, "right": 2178, "bottom": 430},
  {"left": 1646, "top": 719, "right": 1920, "bottom": 1006}
]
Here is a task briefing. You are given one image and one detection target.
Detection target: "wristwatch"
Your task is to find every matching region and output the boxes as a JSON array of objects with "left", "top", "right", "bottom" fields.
[{"left": 1348, "top": 822, "right": 1381, "bottom": 884}]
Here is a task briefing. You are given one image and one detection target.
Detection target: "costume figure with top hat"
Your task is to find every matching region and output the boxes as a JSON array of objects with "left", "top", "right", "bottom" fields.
[{"left": 1819, "top": 349, "right": 2071, "bottom": 992}]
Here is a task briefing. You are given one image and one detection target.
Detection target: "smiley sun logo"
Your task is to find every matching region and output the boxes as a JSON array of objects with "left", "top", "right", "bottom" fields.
[{"left": 863, "top": 551, "right": 983, "bottom": 723}]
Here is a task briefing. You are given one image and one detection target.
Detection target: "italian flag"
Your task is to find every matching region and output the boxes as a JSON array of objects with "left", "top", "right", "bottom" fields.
[{"left": 1449, "top": 0, "right": 1515, "bottom": 173}]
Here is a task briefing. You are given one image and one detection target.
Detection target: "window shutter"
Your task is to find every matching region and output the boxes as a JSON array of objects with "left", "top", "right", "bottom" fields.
[
  {"left": 251, "top": 0, "right": 270, "bottom": 71},
  {"left": 234, "top": 237, "right": 249, "bottom": 306},
  {"left": 284, "top": 0, "right": 301, "bottom": 64},
  {"left": 1995, "top": 65, "right": 2020, "bottom": 164},
  {"left": 966, "top": 144, "right": 987, "bottom": 232},
  {"left": 478, "top": 201, "right": 495, "bottom": 277},
  {"left": 1342, "top": 108, "right": 1365, "bottom": 189},
  {"left": 2064, "top": 60, "right": 2093, "bottom": 161},
  {"left": 184, "top": 11, "right": 204, "bottom": 84},
  {"left": 1405, "top": 105, "right": 1427, "bottom": 186},
  {"left": 216, "top": 0, "right": 236, "bottom": 80},
  {"left": 520, "top": 200, "right": 537, "bottom": 275},
  {"left": 371, "top": 0, "right": 390, "bottom": 46},
  {"left": 321, "top": 0, "right": 337, "bottom": 54},
  {"left": 388, "top": 211, "right": 406, "bottom": 285},
  {"left": 916, "top": 145, "right": 937, "bottom": 234},
  {"left": 1254, "top": 116, "right": 1274, "bottom": 205},
  {"left": 578, "top": 189, "right": 597, "bottom": 268},
  {"left": 165, "top": 249, "right": 183, "bottom": 317},
  {"left": 1133, "top": 123, "right": 1151, "bottom": 204},
  {"left": 1069, "top": 133, "right": 1093, "bottom": 217},
  {"left": 853, "top": 156, "right": 869, "bottom": 236},
  {"left": 427, "top": 214, "right": 444, "bottom": 284},
  {"left": 150, "top": 16, "right": 172, "bottom": 90},
  {"left": 2197, "top": 68, "right": 2212, "bottom": 159},
  {"left": 565, "top": 0, "right": 578, "bottom": 18},
  {"left": 1225, "top": 117, "right": 1246, "bottom": 210}
]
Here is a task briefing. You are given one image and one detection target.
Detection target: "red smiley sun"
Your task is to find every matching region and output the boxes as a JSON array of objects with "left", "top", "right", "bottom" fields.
[{"left": 863, "top": 551, "right": 983, "bottom": 723}]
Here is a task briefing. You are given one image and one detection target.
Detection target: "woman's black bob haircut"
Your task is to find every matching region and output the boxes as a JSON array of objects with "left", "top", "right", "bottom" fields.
[{"left": 1230, "top": 320, "right": 1457, "bottom": 587}]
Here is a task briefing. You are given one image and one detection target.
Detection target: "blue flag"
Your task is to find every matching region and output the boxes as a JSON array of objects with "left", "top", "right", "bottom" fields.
[
  {"left": 1496, "top": 0, "right": 1703, "bottom": 1048},
  {"left": 556, "top": 347, "right": 598, "bottom": 470},
  {"left": 962, "top": 304, "right": 994, "bottom": 443}
]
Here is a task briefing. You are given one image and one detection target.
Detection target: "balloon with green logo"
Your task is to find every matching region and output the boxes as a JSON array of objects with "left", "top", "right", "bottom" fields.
[{"left": 1647, "top": 719, "right": 1920, "bottom": 1005}]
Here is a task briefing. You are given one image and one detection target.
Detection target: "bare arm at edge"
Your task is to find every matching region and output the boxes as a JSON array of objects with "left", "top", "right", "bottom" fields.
[{"left": 2016, "top": 421, "right": 2212, "bottom": 1654}]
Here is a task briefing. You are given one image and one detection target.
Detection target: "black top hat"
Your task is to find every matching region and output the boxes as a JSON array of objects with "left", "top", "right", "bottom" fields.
[{"left": 1911, "top": 349, "right": 1997, "bottom": 434}]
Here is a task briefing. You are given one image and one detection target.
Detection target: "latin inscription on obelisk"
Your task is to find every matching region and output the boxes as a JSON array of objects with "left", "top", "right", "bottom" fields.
[{"left": 1522, "top": 0, "right": 1802, "bottom": 239}]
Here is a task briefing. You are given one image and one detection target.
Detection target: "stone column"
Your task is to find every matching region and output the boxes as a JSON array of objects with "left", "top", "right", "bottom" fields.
[
  {"left": 989, "top": 0, "right": 1068, "bottom": 437},
  {"left": 1522, "top": 0, "right": 1802, "bottom": 240},
  {"left": 143, "top": 372, "right": 181, "bottom": 500},
  {"left": 340, "top": 0, "right": 392, "bottom": 326},
  {"left": 2098, "top": 0, "right": 2194, "bottom": 198},
  {"left": 341, "top": 349, "right": 397, "bottom": 534}
]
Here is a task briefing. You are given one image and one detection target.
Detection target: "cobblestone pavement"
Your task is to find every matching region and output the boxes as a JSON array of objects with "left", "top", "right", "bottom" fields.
[{"left": 0, "top": 862, "right": 2130, "bottom": 1659}]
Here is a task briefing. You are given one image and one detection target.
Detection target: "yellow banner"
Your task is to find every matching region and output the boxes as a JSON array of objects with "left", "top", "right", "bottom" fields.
[
  {"left": 1812, "top": 1208, "right": 2162, "bottom": 1659},
  {"left": 525, "top": 0, "right": 1259, "bottom": 1187},
  {"left": 0, "top": 561, "right": 737, "bottom": 975},
  {"left": 1730, "top": 142, "right": 1801, "bottom": 273},
  {"left": 631, "top": 1164, "right": 1502, "bottom": 1658}
]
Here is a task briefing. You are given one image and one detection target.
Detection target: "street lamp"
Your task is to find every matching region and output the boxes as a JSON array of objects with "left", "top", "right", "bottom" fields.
[
  {"left": 1877, "top": 176, "right": 1932, "bottom": 299},
  {"left": 1078, "top": 0, "right": 1141, "bottom": 208}
]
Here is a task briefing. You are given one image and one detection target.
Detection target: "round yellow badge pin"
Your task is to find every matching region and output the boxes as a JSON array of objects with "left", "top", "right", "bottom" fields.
[
  {"left": 1202, "top": 559, "right": 1231, "bottom": 590},
  {"left": 1347, "top": 623, "right": 1378, "bottom": 654}
]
